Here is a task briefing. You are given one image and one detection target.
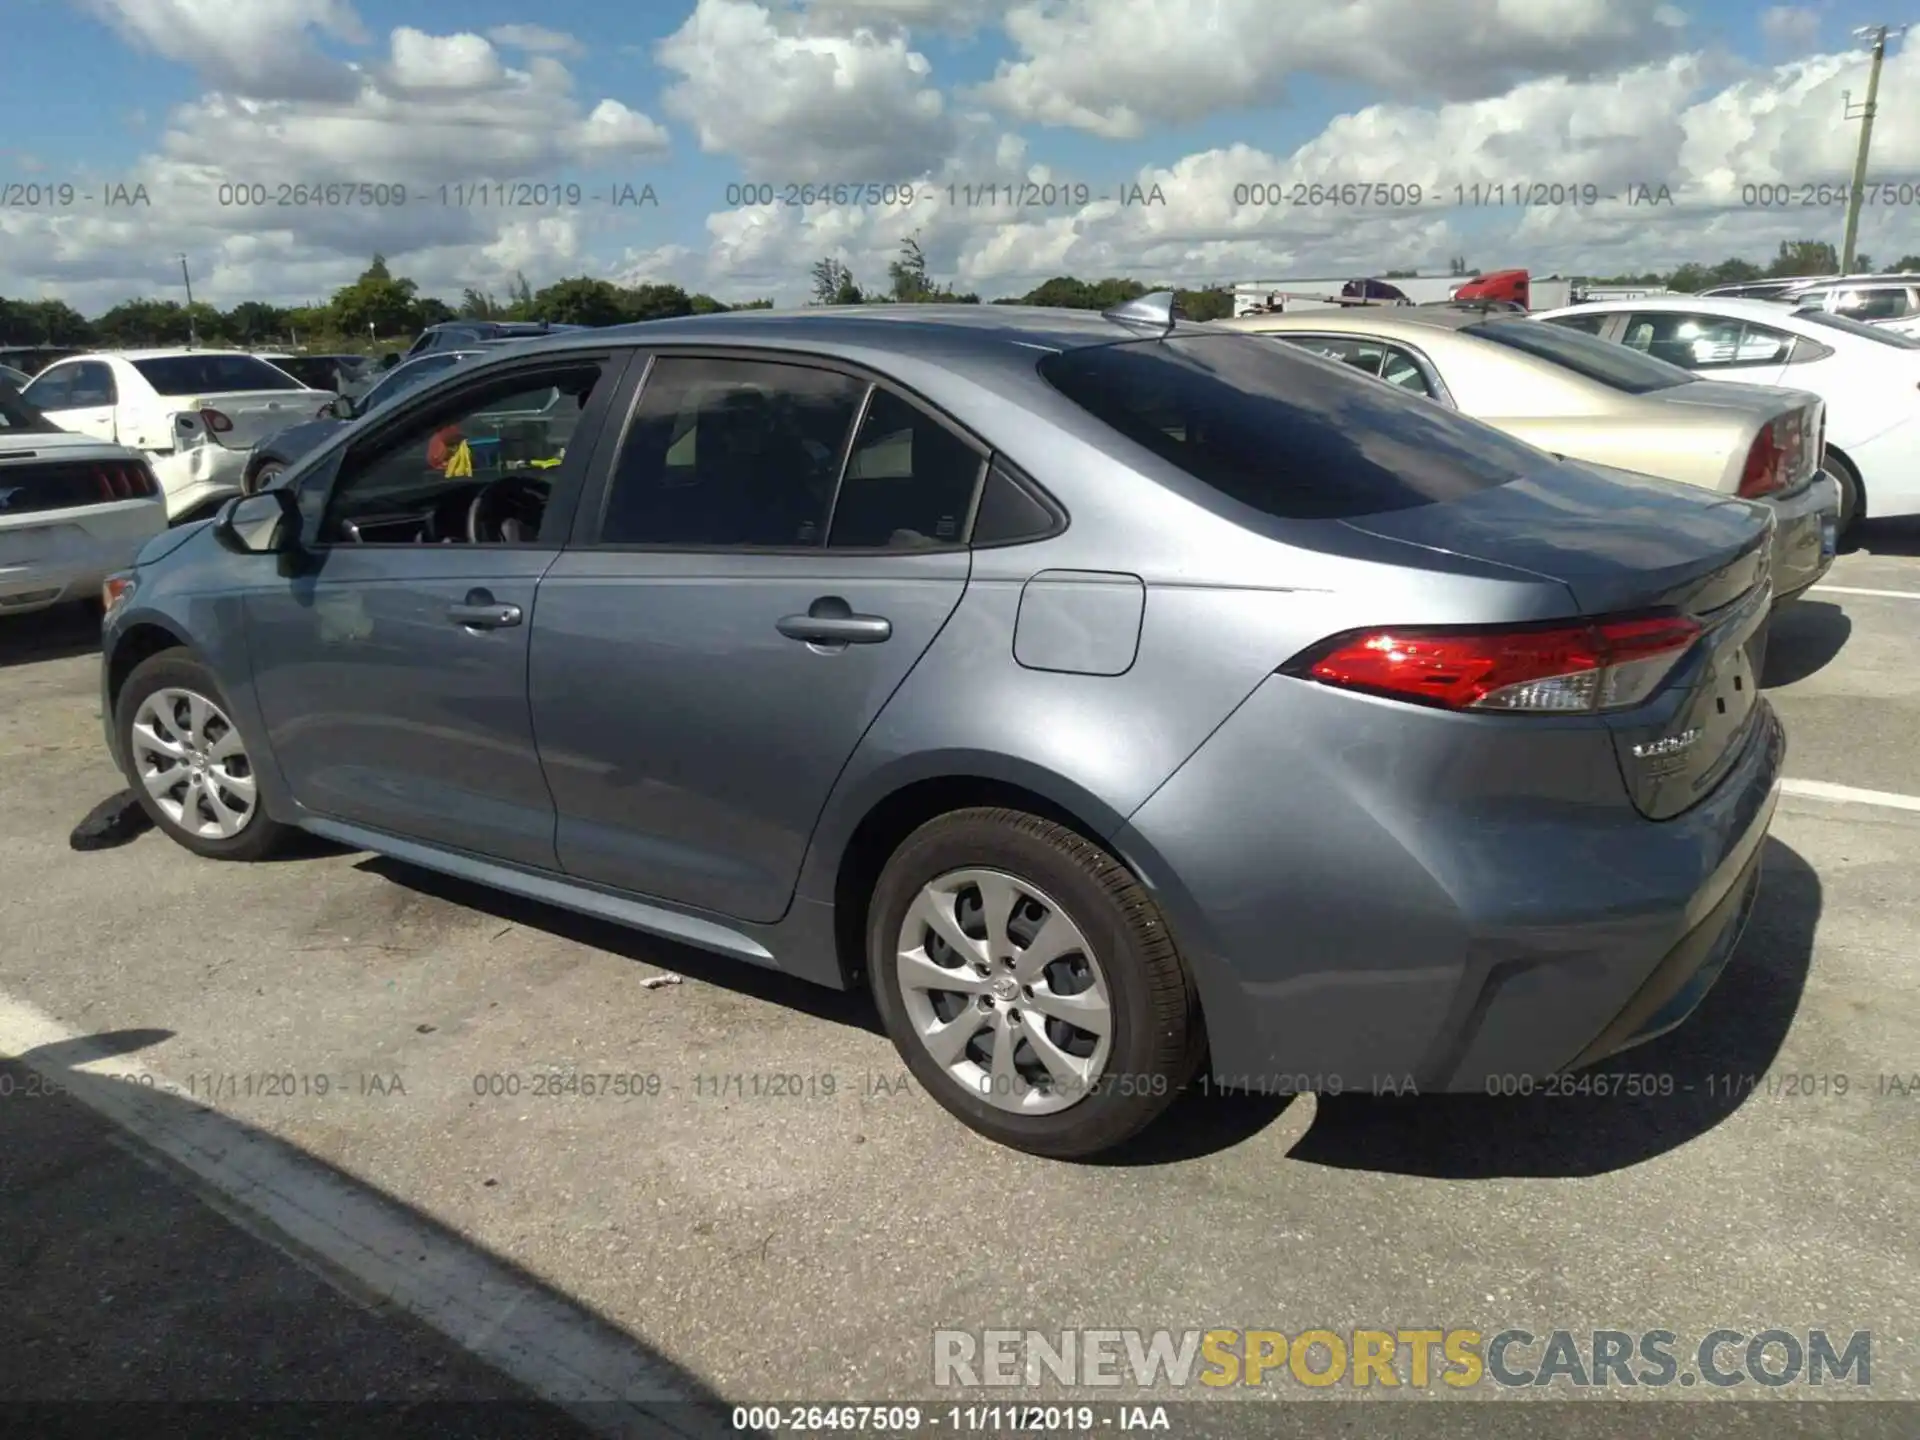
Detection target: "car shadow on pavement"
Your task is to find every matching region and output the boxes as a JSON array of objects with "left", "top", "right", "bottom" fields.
[
  {"left": 1280, "top": 836, "right": 1821, "bottom": 1179},
  {"left": 354, "top": 856, "right": 885, "bottom": 1037},
  {"left": 1847, "top": 516, "right": 1920, "bottom": 557},
  {"left": 0, "top": 601, "right": 101, "bottom": 670},
  {"left": 1, "top": 1028, "right": 740, "bottom": 1438},
  {"left": 1762, "top": 601, "right": 1851, "bottom": 687}
]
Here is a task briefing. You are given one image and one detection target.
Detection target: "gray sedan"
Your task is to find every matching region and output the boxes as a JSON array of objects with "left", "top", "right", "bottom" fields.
[{"left": 96, "top": 300, "right": 1783, "bottom": 1157}]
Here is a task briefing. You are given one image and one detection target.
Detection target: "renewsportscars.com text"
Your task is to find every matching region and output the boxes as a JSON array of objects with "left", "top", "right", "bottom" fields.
[{"left": 932, "top": 1328, "right": 1872, "bottom": 1390}]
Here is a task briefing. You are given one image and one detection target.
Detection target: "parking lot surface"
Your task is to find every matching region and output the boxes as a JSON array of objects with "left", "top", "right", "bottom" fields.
[{"left": 2, "top": 524, "right": 1917, "bottom": 1429}]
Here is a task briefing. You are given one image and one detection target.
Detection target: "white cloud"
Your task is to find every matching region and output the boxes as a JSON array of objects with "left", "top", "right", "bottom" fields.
[
  {"left": 976, "top": 0, "right": 1690, "bottom": 138},
  {"left": 796, "top": 0, "right": 1010, "bottom": 35},
  {"left": 1759, "top": 7, "right": 1822, "bottom": 53},
  {"left": 487, "top": 23, "right": 587, "bottom": 57},
  {"left": 78, "top": 0, "right": 369, "bottom": 102},
  {"left": 656, "top": 0, "right": 957, "bottom": 180},
  {"left": 678, "top": 40, "right": 1920, "bottom": 304}
]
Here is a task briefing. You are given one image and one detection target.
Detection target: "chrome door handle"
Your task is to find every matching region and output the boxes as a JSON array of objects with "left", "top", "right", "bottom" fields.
[{"left": 448, "top": 602, "right": 521, "bottom": 629}]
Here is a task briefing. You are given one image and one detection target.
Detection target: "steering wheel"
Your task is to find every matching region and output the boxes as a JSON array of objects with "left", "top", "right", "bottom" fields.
[{"left": 466, "top": 474, "right": 551, "bottom": 543}]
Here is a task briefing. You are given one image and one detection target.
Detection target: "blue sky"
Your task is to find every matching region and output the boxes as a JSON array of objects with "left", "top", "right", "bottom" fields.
[{"left": 3, "top": 0, "right": 1917, "bottom": 309}]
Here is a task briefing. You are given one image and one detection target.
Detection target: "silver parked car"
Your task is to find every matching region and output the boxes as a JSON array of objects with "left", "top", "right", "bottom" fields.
[{"left": 98, "top": 299, "right": 1784, "bottom": 1157}]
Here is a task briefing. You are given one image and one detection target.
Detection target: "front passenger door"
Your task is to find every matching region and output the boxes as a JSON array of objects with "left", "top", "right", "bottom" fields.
[
  {"left": 244, "top": 353, "right": 627, "bottom": 865},
  {"left": 530, "top": 355, "right": 985, "bottom": 923}
]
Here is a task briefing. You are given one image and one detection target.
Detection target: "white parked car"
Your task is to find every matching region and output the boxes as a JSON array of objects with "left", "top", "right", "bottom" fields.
[
  {"left": 19, "top": 349, "right": 334, "bottom": 523},
  {"left": 1537, "top": 296, "right": 1920, "bottom": 536},
  {"left": 0, "top": 380, "right": 166, "bottom": 617}
]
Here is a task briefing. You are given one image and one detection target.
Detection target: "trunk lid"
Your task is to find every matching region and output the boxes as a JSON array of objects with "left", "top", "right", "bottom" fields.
[
  {"left": 1343, "top": 459, "right": 1775, "bottom": 819},
  {"left": 175, "top": 390, "right": 332, "bottom": 450}
]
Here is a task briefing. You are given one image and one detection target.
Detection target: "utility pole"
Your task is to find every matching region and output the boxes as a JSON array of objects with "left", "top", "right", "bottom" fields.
[
  {"left": 1840, "top": 24, "right": 1907, "bottom": 273},
  {"left": 178, "top": 253, "right": 197, "bottom": 347}
]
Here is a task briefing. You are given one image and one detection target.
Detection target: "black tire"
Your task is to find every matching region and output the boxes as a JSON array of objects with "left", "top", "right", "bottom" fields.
[
  {"left": 1826, "top": 454, "right": 1864, "bottom": 544},
  {"left": 245, "top": 460, "right": 284, "bottom": 496},
  {"left": 867, "top": 807, "right": 1198, "bottom": 1159},
  {"left": 114, "top": 648, "right": 290, "bottom": 861}
]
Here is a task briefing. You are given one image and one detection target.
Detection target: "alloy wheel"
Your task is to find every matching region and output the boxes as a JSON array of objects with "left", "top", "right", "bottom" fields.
[
  {"left": 894, "top": 867, "right": 1113, "bottom": 1115},
  {"left": 130, "top": 687, "right": 256, "bottom": 839}
]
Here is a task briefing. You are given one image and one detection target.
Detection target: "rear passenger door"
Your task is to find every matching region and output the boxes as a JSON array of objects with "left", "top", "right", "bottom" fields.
[{"left": 528, "top": 352, "right": 987, "bottom": 923}]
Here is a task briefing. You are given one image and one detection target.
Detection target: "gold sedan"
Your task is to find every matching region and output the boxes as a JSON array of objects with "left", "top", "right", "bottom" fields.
[{"left": 1212, "top": 305, "right": 1840, "bottom": 602}]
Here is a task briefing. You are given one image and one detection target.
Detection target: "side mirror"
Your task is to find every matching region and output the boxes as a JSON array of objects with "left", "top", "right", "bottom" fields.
[
  {"left": 380, "top": 353, "right": 400, "bottom": 370},
  {"left": 328, "top": 395, "right": 356, "bottom": 420},
  {"left": 212, "top": 487, "right": 302, "bottom": 555}
]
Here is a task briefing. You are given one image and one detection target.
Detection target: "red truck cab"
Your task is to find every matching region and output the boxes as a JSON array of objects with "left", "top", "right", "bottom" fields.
[{"left": 1450, "top": 269, "right": 1531, "bottom": 308}]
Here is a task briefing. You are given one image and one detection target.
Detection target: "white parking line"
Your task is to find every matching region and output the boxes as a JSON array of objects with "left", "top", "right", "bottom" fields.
[
  {"left": 1810, "top": 585, "right": 1920, "bottom": 600},
  {"left": 0, "top": 992, "right": 727, "bottom": 1439},
  {"left": 1781, "top": 779, "right": 1920, "bottom": 813}
]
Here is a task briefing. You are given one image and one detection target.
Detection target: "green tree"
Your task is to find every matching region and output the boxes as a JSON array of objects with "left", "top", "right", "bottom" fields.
[
  {"left": 888, "top": 236, "right": 936, "bottom": 302},
  {"left": 810, "top": 258, "right": 861, "bottom": 305},
  {"left": 1893, "top": 254, "right": 1920, "bottom": 271},
  {"left": 329, "top": 255, "right": 420, "bottom": 338},
  {"left": 1767, "top": 240, "right": 1839, "bottom": 278},
  {"left": 458, "top": 288, "right": 504, "bottom": 319},
  {"left": 1174, "top": 285, "right": 1235, "bottom": 322},
  {"left": 528, "top": 276, "right": 628, "bottom": 326},
  {"left": 226, "top": 300, "right": 288, "bottom": 344},
  {"left": 1, "top": 297, "right": 94, "bottom": 345},
  {"left": 96, "top": 299, "right": 192, "bottom": 345},
  {"left": 618, "top": 282, "right": 696, "bottom": 321}
]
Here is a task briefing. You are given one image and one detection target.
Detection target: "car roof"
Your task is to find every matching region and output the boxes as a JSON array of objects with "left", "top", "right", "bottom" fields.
[
  {"left": 493, "top": 304, "right": 1218, "bottom": 377},
  {"left": 1216, "top": 306, "right": 1501, "bottom": 337}
]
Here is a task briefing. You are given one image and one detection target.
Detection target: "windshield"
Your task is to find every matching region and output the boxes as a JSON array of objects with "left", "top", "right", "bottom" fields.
[
  {"left": 131, "top": 354, "right": 306, "bottom": 395},
  {"left": 1037, "top": 333, "right": 1551, "bottom": 520},
  {"left": 0, "top": 380, "right": 58, "bottom": 432},
  {"left": 361, "top": 353, "right": 466, "bottom": 411},
  {"left": 1464, "top": 318, "right": 1695, "bottom": 393},
  {"left": 1794, "top": 311, "right": 1920, "bottom": 349}
]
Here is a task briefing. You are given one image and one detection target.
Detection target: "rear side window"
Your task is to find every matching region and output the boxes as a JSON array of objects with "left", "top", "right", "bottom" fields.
[
  {"left": 827, "top": 389, "right": 985, "bottom": 548},
  {"left": 1036, "top": 334, "right": 1550, "bottom": 520},
  {"left": 131, "top": 355, "right": 304, "bottom": 395},
  {"left": 0, "top": 380, "right": 56, "bottom": 430}
]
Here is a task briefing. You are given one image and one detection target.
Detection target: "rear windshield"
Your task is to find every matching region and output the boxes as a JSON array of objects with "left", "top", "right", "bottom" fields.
[
  {"left": 1462, "top": 318, "right": 1696, "bottom": 393},
  {"left": 0, "top": 381, "right": 57, "bottom": 431},
  {"left": 1036, "top": 334, "right": 1553, "bottom": 520},
  {"left": 1794, "top": 311, "right": 1920, "bottom": 349},
  {"left": 130, "top": 354, "right": 306, "bottom": 395}
]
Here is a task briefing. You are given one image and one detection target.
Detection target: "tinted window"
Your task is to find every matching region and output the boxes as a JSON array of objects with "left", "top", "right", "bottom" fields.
[
  {"left": 131, "top": 354, "right": 304, "bottom": 395},
  {"left": 599, "top": 357, "right": 867, "bottom": 546},
  {"left": 67, "top": 362, "right": 117, "bottom": 407},
  {"left": 1037, "top": 334, "right": 1551, "bottom": 520},
  {"left": 1463, "top": 318, "right": 1693, "bottom": 392},
  {"left": 971, "top": 459, "right": 1060, "bottom": 545},
  {"left": 21, "top": 365, "right": 77, "bottom": 410},
  {"left": 361, "top": 353, "right": 466, "bottom": 411},
  {"left": 1832, "top": 288, "right": 1913, "bottom": 320},
  {"left": 322, "top": 365, "right": 600, "bottom": 544},
  {"left": 1794, "top": 310, "right": 1920, "bottom": 349},
  {"left": 827, "top": 389, "right": 985, "bottom": 548}
]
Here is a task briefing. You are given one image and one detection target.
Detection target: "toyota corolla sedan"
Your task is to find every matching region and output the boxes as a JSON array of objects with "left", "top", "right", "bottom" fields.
[{"left": 96, "top": 300, "right": 1785, "bottom": 1158}]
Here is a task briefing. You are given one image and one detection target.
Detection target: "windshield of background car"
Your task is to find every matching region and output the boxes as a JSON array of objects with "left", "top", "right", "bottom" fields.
[
  {"left": 362, "top": 353, "right": 466, "bottom": 410},
  {"left": 1793, "top": 311, "right": 1920, "bottom": 349},
  {"left": 0, "top": 381, "right": 57, "bottom": 431},
  {"left": 1036, "top": 334, "right": 1554, "bottom": 519},
  {"left": 1463, "top": 319, "right": 1695, "bottom": 393},
  {"left": 131, "top": 355, "right": 306, "bottom": 395}
]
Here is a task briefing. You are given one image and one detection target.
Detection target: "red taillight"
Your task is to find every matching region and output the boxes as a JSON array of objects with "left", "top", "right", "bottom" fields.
[
  {"left": 200, "top": 407, "right": 234, "bottom": 433},
  {"left": 92, "top": 460, "right": 156, "bottom": 501},
  {"left": 1291, "top": 613, "right": 1703, "bottom": 713},
  {"left": 1739, "top": 409, "right": 1816, "bottom": 500}
]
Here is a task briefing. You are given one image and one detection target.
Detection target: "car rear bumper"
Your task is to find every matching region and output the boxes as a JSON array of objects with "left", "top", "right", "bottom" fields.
[
  {"left": 1765, "top": 470, "right": 1839, "bottom": 603},
  {"left": 0, "top": 499, "right": 167, "bottom": 615},
  {"left": 1111, "top": 675, "right": 1786, "bottom": 1093},
  {"left": 151, "top": 445, "right": 250, "bottom": 521}
]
